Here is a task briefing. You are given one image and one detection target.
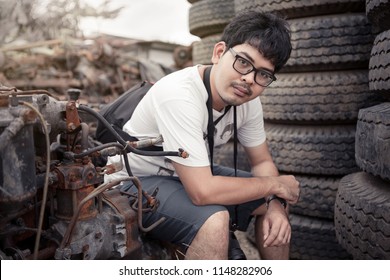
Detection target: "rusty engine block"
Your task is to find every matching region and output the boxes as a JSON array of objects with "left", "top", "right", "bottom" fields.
[{"left": 0, "top": 86, "right": 180, "bottom": 260}]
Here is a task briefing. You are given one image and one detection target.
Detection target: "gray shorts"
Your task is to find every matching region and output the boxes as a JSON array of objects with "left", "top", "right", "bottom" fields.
[{"left": 120, "top": 165, "right": 265, "bottom": 250}]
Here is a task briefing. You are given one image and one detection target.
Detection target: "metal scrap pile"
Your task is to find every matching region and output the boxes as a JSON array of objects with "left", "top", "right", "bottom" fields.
[
  {"left": 0, "top": 37, "right": 176, "bottom": 104},
  {"left": 0, "top": 0, "right": 195, "bottom": 105}
]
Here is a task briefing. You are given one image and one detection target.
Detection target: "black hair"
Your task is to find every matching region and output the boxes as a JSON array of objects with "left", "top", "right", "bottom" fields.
[{"left": 221, "top": 11, "right": 292, "bottom": 72}]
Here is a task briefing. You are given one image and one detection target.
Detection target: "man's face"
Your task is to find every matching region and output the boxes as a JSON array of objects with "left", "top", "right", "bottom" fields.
[{"left": 211, "top": 42, "right": 275, "bottom": 110}]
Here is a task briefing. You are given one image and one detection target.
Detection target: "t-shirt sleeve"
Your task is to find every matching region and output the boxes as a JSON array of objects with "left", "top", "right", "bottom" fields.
[{"left": 155, "top": 95, "right": 210, "bottom": 167}]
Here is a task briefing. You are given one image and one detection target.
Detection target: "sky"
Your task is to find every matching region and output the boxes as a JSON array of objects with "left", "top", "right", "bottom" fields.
[{"left": 80, "top": 0, "right": 200, "bottom": 46}]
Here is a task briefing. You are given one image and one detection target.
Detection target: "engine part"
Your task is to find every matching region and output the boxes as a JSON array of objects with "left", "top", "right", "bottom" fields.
[
  {"left": 0, "top": 88, "right": 177, "bottom": 260},
  {"left": 0, "top": 97, "right": 36, "bottom": 217}
]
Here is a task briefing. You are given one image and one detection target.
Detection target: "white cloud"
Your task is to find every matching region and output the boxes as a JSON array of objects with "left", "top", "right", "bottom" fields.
[{"left": 80, "top": 0, "right": 199, "bottom": 45}]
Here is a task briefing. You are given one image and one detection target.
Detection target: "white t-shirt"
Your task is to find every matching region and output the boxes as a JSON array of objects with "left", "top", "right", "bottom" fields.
[{"left": 105, "top": 65, "right": 266, "bottom": 180}]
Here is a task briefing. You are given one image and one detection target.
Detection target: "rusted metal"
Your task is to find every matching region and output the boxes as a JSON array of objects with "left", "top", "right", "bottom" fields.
[
  {"left": 52, "top": 162, "right": 103, "bottom": 220},
  {"left": 7, "top": 78, "right": 82, "bottom": 89},
  {"left": 102, "top": 189, "right": 142, "bottom": 258},
  {"left": 58, "top": 177, "right": 133, "bottom": 250},
  {"left": 178, "top": 148, "right": 189, "bottom": 159},
  {"left": 0, "top": 107, "right": 36, "bottom": 217},
  {"left": 130, "top": 177, "right": 166, "bottom": 232},
  {"left": 142, "top": 188, "right": 160, "bottom": 211},
  {"left": 10, "top": 89, "right": 59, "bottom": 99},
  {"left": 0, "top": 39, "right": 63, "bottom": 52},
  {"left": 26, "top": 244, "right": 57, "bottom": 260},
  {"left": 66, "top": 100, "right": 80, "bottom": 133},
  {"left": 127, "top": 135, "right": 163, "bottom": 149}
]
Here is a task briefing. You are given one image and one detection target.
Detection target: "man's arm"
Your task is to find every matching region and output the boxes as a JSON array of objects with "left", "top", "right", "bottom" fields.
[
  {"left": 244, "top": 141, "right": 279, "bottom": 177},
  {"left": 172, "top": 142, "right": 299, "bottom": 206},
  {"left": 244, "top": 141, "right": 296, "bottom": 249},
  {"left": 245, "top": 142, "right": 291, "bottom": 211}
]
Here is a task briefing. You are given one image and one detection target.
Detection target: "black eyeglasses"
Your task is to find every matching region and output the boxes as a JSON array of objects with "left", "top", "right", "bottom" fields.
[{"left": 229, "top": 48, "right": 276, "bottom": 87}]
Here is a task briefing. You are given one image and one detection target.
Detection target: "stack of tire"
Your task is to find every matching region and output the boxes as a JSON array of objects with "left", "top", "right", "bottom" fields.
[
  {"left": 189, "top": 0, "right": 235, "bottom": 65},
  {"left": 334, "top": 0, "right": 390, "bottom": 259},
  {"left": 210, "top": 0, "right": 380, "bottom": 260}
]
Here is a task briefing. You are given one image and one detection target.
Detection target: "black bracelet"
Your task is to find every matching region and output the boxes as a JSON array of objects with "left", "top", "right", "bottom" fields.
[{"left": 266, "top": 195, "right": 287, "bottom": 209}]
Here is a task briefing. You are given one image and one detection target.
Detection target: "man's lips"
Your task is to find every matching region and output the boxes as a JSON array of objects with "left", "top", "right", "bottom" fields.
[{"left": 233, "top": 84, "right": 251, "bottom": 97}]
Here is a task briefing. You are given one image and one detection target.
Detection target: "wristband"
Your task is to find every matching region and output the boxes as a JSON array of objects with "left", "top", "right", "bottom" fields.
[{"left": 266, "top": 195, "right": 287, "bottom": 209}]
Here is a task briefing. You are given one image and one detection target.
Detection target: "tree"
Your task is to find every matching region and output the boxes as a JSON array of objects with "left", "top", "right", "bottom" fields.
[{"left": 0, "top": 0, "right": 122, "bottom": 44}]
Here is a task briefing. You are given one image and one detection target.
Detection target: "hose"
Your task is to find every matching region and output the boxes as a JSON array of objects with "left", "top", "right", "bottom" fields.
[{"left": 77, "top": 104, "right": 187, "bottom": 158}]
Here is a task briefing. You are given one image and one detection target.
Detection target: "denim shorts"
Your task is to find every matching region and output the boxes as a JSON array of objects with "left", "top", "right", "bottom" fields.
[{"left": 119, "top": 165, "right": 265, "bottom": 250}]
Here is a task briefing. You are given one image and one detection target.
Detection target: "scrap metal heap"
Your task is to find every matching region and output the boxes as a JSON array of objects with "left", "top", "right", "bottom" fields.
[{"left": 0, "top": 37, "right": 192, "bottom": 104}]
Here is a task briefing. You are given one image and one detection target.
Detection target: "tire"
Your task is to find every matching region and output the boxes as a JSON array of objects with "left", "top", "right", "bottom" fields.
[
  {"left": 369, "top": 30, "right": 390, "bottom": 94},
  {"left": 265, "top": 123, "right": 358, "bottom": 176},
  {"left": 261, "top": 70, "right": 379, "bottom": 124},
  {"left": 173, "top": 46, "right": 192, "bottom": 68},
  {"left": 192, "top": 34, "right": 221, "bottom": 65},
  {"left": 189, "top": 0, "right": 235, "bottom": 38},
  {"left": 284, "top": 14, "right": 373, "bottom": 72},
  {"left": 234, "top": 0, "right": 365, "bottom": 19},
  {"left": 289, "top": 213, "right": 351, "bottom": 259},
  {"left": 366, "top": 0, "right": 390, "bottom": 33},
  {"left": 289, "top": 175, "right": 341, "bottom": 219},
  {"left": 334, "top": 172, "right": 390, "bottom": 259},
  {"left": 355, "top": 103, "right": 390, "bottom": 181}
]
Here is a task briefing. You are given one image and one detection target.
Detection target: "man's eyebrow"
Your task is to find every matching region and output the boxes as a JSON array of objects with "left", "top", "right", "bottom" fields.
[
  {"left": 238, "top": 51, "right": 255, "bottom": 63},
  {"left": 238, "top": 51, "right": 275, "bottom": 73}
]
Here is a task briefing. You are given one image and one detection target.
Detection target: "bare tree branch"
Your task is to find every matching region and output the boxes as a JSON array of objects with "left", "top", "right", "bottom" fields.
[{"left": 0, "top": 0, "right": 123, "bottom": 44}]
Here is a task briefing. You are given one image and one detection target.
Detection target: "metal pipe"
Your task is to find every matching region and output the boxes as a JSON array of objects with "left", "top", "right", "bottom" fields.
[
  {"left": 80, "top": 122, "right": 90, "bottom": 152},
  {"left": 59, "top": 177, "right": 134, "bottom": 250},
  {"left": 0, "top": 115, "right": 25, "bottom": 152}
]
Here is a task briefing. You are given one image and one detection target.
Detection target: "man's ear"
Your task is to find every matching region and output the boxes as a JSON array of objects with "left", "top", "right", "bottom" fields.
[{"left": 211, "top": 41, "right": 226, "bottom": 64}]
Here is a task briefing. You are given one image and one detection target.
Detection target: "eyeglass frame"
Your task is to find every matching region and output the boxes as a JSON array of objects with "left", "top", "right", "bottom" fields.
[{"left": 228, "top": 48, "right": 277, "bottom": 87}]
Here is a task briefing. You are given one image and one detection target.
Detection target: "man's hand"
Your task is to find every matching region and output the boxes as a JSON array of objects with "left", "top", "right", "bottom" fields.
[
  {"left": 270, "top": 175, "right": 300, "bottom": 205},
  {"left": 262, "top": 203, "right": 291, "bottom": 247}
]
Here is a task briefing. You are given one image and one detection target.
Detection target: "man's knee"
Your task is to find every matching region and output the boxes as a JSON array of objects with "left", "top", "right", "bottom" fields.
[
  {"left": 186, "top": 210, "right": 230, "bottom": 259},
  {"left": 195, "top": 210, "right": 230, "bottom": 243},
  {"left": 205, "top": 210, "right": 230, "bottom": 229}
]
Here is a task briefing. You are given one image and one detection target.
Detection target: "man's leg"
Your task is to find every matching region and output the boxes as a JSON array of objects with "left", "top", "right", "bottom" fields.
[
  {"left": 122, "top": 176, "right": 230, "bottom": 260},
  {"left": 185, "top": 210, "right": 230, "bottom": 260},
  {"left": 254, "top": 213, "right": 289, "bottom": 260},
  {"left": 209, "top": 165, "right": 291, "bottom": 259}
]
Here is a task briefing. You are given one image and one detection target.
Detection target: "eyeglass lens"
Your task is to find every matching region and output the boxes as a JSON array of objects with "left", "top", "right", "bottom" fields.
[{"left": 230, "top": 48, "right": 275, "bottom": 87}]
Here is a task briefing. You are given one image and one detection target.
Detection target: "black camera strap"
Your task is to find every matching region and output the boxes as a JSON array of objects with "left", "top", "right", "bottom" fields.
[
  {"left": 204, "top": 66, "right": 240, "bottom": 232},
  {"left": 203, "top": 66, "right": 237, "bottom": 176}
]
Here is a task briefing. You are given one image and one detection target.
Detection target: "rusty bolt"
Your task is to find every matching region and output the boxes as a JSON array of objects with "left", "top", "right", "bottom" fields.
[{"left": 22, "top": 109, "right": 37, "bottom": 123}]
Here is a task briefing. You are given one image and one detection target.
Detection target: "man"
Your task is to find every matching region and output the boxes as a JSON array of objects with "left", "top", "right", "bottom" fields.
[{"left": 106, "top": 11, "right": 300, "bottom": 259}]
